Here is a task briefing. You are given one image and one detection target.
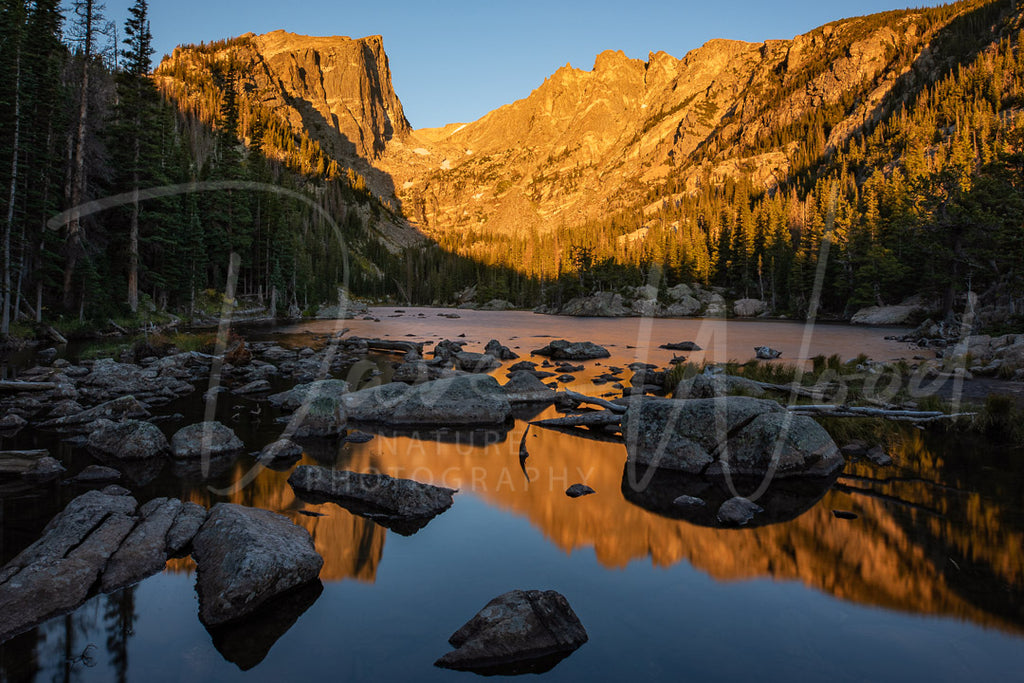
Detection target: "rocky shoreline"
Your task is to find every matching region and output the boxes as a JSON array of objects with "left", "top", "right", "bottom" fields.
[{"left": 0, "top": 320, "right": 1019, "bottom": 668}]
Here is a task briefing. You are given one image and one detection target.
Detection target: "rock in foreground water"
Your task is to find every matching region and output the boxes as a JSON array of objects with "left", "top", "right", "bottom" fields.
[
  {"left": 87, "top": 419, "right": 169, "bottom": 460},
  {"left": 288, "top": 466, "right": 456, "bottom": 535},
  {"left": 171, "top": 422, "right": 244, "bottom": 459},
  {"left": 191, "top": 503, "right": 323, "bottom": 626},
  {"left": 435, "top": 590, "right": 588, "bottom": 674},
  {"left": 532, "top": 340, "right": 611, "bottom": 361}
]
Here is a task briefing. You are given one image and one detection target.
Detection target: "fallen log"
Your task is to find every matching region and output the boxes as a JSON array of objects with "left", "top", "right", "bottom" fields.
[
  {"left": 0, "top": 381, "right": 57, "bottom": 392},
  {"left": 788, "top": 405, "right": 974, "bottom": 421},
  {"left": 0, "top": 450, "right": 49, "bottom": 476},
  {"left": 532, "top": 412, "right": 622, "bottom": 431},
  {"left": 562, "top": 389, "right": 627, "bottom": 414},
  {"left": 348, "top": 337, "right": 423, "bottom": 355}
]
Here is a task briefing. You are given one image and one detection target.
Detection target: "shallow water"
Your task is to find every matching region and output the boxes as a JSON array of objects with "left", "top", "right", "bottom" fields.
[{"left": 2, "top": 310, "right": 1023, "bottom": 682}]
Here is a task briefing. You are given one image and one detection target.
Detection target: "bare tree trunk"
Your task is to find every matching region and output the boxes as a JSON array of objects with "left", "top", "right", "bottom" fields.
[
  {"left": 128, "top": 144, "right": 139, "bottom": 313},
  {"left": 64, "top": 0, "right": 95, "bottom": 310},
  {"left": 3, "top": 50, "right": 21, "bottom": 336}
]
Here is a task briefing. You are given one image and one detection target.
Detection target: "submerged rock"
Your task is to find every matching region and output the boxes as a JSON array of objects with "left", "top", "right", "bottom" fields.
[
  {"left": 257, "top": 439, "right": 304, "bottom": 464},
  {"left": 288, "top": 466, "right": 456, "bottom": 535},
  {"left": 566, "top": 484, "right": 595, "bottom": 498},
  {"left": 717, "top": 497, "right": 763, "bottom": 526},
  {"left": 754, "top": 346, "right": 782, "bottom": 360},
  {"left": 87, "top": 419, "right": 170, "bottom": 460},
  {"left": 435, "top": 590, "right": 588, "bottom": 674},
  {"left": 191, "top": 503, "right": 323, "bottom": 626},
  {"left": 171, "top": 422, "right": 244, "bottom": 459}
]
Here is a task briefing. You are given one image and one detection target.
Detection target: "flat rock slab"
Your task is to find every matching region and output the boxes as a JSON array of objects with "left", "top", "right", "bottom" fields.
[
  {"left": 435, "top": 590, "right": 588, "bottom": 674},
  {"left": 532, "top": 340, "right": 610, "bottom": 360},
  {"left": 0, "top": 489, "right": 139, "bottom": 642},
  {"left": 288, "top": 466, "right": 456, "bottom": 536},
  {"left": 191, "top": 503, "right": 323, "bottom": 626},
  {"left": 102, "top": 498, "right": 183, "bottom": 592},
  {"left": 39, "top": 396, "right": 150, "bottom": 432}
]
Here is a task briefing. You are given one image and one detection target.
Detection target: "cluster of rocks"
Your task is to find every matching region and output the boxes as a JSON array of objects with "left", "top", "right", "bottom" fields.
[{"left": 534, "top": 284, "right": 768, "bottom": 319}]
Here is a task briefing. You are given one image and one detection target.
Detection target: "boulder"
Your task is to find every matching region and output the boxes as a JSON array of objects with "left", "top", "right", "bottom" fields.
[
  {"left": 22, "top": 456, "right": 66, "bottom": 484},
  {"left": 87, "top": 419, "right": 170, "bottom": 460},
  {"left": 171, "top": 422, "right": 244, "bottom": 459},
  {"left": 622, "top": 397, "right": 843, "bottom": 478},
  {"left": 502, "top": 371, "right": 558, "bottom": 404},
  {"left": 667, "top": 284, "right": 693, "bottom": 300},
  {"left": 717, "top": 497, "right": 763, "bottom": 526},
  {"left": 0, "top": 414, "right": 28, "bottom": 431},
  {"left": 343, "top": 375, "right": 511, "bottom": 427},
  {"left": 660, "top": 341, "right": 702, "bottom": 351},
  {"left": 674, "top": 373, "right": 766, "bottom": 399},
  {"left": 566, "top": 484, "right": 595, "bottom": 498},
  {"left": 257, "top": 439, "right": 303, "bottom": 464},
  {"left": 454, "top": 351, "right": 502, "bottom": 373},
  {"left": 754, "top": 346, "right": 782, "bottom": 360},
  {"left": 851, "top": 300, "right": 927, "bottom": 325},
  {"left": 532, "top": 340, "right": 611, "bottom": 361},
  {"left": 38, "top": 396, "right": 150, "bottom": 433},
  {"left": 288, "top": 466, "right": 456, "bottom": 535},
  {"left": 191, "top": 503, "right": 323, "bottom": 625},
  {"left": 558, "top": 292, "right": 630, "bottom": 317},
  {"left": 734, "top": 299, "right": 767, "bottom": 317},
  {"left": 70, "top": 465, "right": 122, "bottom": 484},
  {"left": 435, "top": 590, "right": 588, "bottom": 674},
  {"left": 292, "top": 397, "right": 347, "bottom": 438},
  {"left": 662, "top": 296, "right": 701, "bottom": 317},
  {"left": 232, "top": 379, "right": 272, "bottom": 395},
  {"left": 485, "top": 339, "right": 519, "bottom": 360},
  {"left": 268, "top": 379, "right": 349, "bottom": 412}
]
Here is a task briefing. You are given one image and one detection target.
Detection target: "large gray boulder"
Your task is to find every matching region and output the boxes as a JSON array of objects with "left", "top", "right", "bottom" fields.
[
  {"left": 622, "top": 397, "right": 843, "bottom": 478},
  {"left": 171, "top": 422, "right": 244, "bottom": 459},
  {"left": 454, "top": 352, "right": 502, "bottom": 373},
  {"left": 502, "top": 371, "right": 558, "bottom": 404},
  {"left": 674, "top": 373, "right": 766, "bottom": 399},
  {"left": 343, "top": 375, "right": 511, "bottom": 427},
  {"left": 851, "top": 300, "right": 927, "bottom": 325},
  {"left": 558, "top": 292, "right": 630, "bottom": 317},
  {"left": 734, "top": 298, "right": 767, "bottom": 317},
  {"left": 87, "top": 419, "right": 170, "bottom": 460},
  {"left": 268, "top": 379, "right": 349, "bottom": 412},
  {"left": 663, "top": 296, "right": 701, "bottom": 317},
  {"left": 289, "top": 466, "right": 456, "bottom": 535},
  {"left": 292, "top": 397, "right": 347, "bottom": 438},
  {"left": 532, "top": 340, "right": 610, "bottom": 361},
  {"left": 191, "top": 503, "right": 323, "bottom": 625},
  {"left": 435, "top": 590, "right": 588, "bottom": 674}
]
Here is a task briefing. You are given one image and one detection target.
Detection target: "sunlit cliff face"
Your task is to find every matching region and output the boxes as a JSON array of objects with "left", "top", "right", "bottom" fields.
[{"left": 168, "top": 409, "right": 1024, "bottom": 636}]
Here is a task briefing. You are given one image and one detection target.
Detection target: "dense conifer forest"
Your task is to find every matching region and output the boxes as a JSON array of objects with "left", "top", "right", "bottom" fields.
[{"left": 1, "top": 0, "right": 1023, "bottom": 335}]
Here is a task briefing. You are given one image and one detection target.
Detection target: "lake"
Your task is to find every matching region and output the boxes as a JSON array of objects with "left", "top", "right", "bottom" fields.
[{"left": 2, "top": 309, "right": 1023, "bottom": 682}]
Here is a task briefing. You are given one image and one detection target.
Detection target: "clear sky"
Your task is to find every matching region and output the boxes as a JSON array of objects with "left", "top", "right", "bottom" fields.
[{"left": 101, "top": 0, "right": 946, "bottom": 129}]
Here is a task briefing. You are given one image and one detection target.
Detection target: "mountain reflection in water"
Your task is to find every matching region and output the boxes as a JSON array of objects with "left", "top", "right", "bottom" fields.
[{"left": 158, "top": 405, "right": 1024, "bottom": 637}]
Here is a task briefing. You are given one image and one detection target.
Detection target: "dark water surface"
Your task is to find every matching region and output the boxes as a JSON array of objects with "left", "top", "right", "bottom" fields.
[{"left": 2, "top": 309, "right": 1023, "bottom": 682}]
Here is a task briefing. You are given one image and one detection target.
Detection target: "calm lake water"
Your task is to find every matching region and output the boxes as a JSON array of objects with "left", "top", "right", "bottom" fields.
[{"left": 2, "top": 309, "right": 1023, "bottom": 682}]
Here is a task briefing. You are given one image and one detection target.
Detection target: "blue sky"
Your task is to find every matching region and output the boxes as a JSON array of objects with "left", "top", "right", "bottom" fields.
[{"left": 102, "top": 1, "right": 945, "bottom": 129}]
